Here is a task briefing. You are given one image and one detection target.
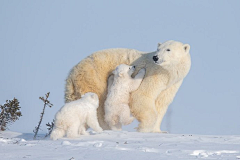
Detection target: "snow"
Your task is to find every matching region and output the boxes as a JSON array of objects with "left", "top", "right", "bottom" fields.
[{"left": 0, "top": 131, "right": 240, "bottom": 160}]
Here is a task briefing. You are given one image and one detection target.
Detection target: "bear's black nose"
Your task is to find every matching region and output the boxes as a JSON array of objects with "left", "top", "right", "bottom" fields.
[
  {"left": 133, "top": 66, "right": 135, "bottom": 68},
  {"left": 153, "top": 55, "right": 159, "bottom": 62}
]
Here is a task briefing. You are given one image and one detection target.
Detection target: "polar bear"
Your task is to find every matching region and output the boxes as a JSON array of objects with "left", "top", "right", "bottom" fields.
[
  {"left": 104, "top": 64, "right": 145, "bottom": 130},
  {"left": 50, "top": 92, "right": 103, "bottom": 140},
  {"left": 65, "top": 40, "right": 191, "bottom": 133}
]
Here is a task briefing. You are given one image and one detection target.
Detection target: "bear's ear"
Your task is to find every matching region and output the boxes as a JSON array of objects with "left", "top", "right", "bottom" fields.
[
  {"left": 112, "top": 70, "right": 117, "bottom": 75},
  {"left": 183, "top": 44, "right": 190, "bottom": 53},
  {"left": 157, "top": 43, "right": 161, "bottom": 51}
]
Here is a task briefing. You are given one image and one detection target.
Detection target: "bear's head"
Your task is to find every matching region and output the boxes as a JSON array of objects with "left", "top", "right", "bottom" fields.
[
  {"left": 113, "top": 64, "right": 135, "bottom": 78},
  {"left": 153, "top": 40, "right": 190, "bottom": 68},
  {"left": 81, "top": 92, "right": 99, "bottom": 108}
]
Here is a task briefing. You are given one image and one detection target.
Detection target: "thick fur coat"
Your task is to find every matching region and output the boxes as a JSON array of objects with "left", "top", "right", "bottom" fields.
[
  {"left": 104, "top": 64, "right": 145, "bottom": 130},
  {"left": 65, "top": 40, "right": 191, "bottom": 132},
  {"left": 50, "top": 92, "right": 102, "bottom": 140}
]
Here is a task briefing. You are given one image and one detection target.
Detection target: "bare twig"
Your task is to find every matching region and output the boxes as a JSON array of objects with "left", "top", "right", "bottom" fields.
[{"left": 33, "top": 92, "right": 53, "bottom": 139}]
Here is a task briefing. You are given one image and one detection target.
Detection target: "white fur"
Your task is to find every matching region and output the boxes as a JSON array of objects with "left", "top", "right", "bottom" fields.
[
  {"left": 50, "top": 92, "right": 103, "bottom": 140},
  {"left": 104, "top": 64, "right": 145, "bottom": 130}
]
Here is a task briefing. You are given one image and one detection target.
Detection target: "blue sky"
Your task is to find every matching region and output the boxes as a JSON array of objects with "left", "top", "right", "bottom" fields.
[{"left": 1, "top": 0, "right": 240, "bottom": 135}]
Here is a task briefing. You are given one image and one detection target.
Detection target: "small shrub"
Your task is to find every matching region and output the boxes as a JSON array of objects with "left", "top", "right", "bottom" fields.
[
  {"left": 45, "top": 119, "right": 54, "bottom": 137},
  {"left": 0, "top": 98, "right": 22, "bottom": 131}
]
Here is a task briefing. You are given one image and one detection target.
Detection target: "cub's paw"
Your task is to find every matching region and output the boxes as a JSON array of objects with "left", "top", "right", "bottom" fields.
[
  {"left": 80, "top": 131, "right": 90, "bottom": 135},
  {"left": 96, "top": 127, "right": 103, "bottom": 133}
]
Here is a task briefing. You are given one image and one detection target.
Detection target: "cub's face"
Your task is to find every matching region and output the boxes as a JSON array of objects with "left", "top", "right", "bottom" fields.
[
  {"left": 113, "top": 64, "right": 135, "bottom": 78},
  {"left": 153, "top": 40, "right": 190, "bottom": 68}
]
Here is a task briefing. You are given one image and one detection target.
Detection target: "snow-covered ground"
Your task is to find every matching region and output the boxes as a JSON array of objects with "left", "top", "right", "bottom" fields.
[{"left": 0, "top": 131, "right": 240, "bottom": 160}]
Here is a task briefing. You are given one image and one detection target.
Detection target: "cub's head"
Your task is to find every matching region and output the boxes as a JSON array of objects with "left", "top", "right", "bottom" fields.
[
  {"left": 153, "top": 40, "right": 190, "bottom": 68},
  {"left": 113, "top": 64, "right": 135, "bottom": 78},
  {"left": 81, "top": 92, "right": 99, "bottom": 107}
]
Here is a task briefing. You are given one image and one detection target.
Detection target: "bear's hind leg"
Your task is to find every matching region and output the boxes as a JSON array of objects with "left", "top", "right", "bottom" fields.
[
  {"left": 78, "top": 125, "right": 89, "bottom": 135},
  {"left": 119, "top": 104, "right": 134, "bottom": 126},
  {"left": 50, "top": 128, "right": 65, "bottom": 140},
  {"left": 110, "top": 122, "right": 122, "bottom": 131},
  {"left": 66, "top": 122, "right": 80, "bottom": 138},
  {"left": 105, "top": 113, "right": 118, "bottom": 126},
  {"left": 86, "top": 114, "right": 103, "bottom": 133}
]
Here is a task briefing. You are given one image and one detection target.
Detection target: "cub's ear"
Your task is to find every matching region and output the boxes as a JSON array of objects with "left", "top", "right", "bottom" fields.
[
  {"left": 112, "top": 70, "right": 117, "bottom": 75},
  {"left": 183, "top": 44, "right": 190, "bottom": 53},
  {"left": 157, "top": 42, "right": 161, "bottom": 51}
]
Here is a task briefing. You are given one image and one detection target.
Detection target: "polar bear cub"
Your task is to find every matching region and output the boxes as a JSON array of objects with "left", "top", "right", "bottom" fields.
[
  {"left": 104, "top": 64, "right": 146, "bottom": 130},
  {"left": 50, "top": 92, "right": 103, "bottom": 140}
]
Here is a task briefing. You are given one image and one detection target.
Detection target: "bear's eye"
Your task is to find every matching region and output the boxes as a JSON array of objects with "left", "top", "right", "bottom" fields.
[
  {"left": 166, "top": 49, "right": 170, "bottom": 51},
  {"left": 129, "top": 67, "right": 131, "bottom": 69}
]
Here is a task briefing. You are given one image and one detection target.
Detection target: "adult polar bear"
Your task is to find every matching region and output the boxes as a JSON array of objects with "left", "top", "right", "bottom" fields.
[{"left": 65, "top": 40, "right": 191, "bottom": 132}]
